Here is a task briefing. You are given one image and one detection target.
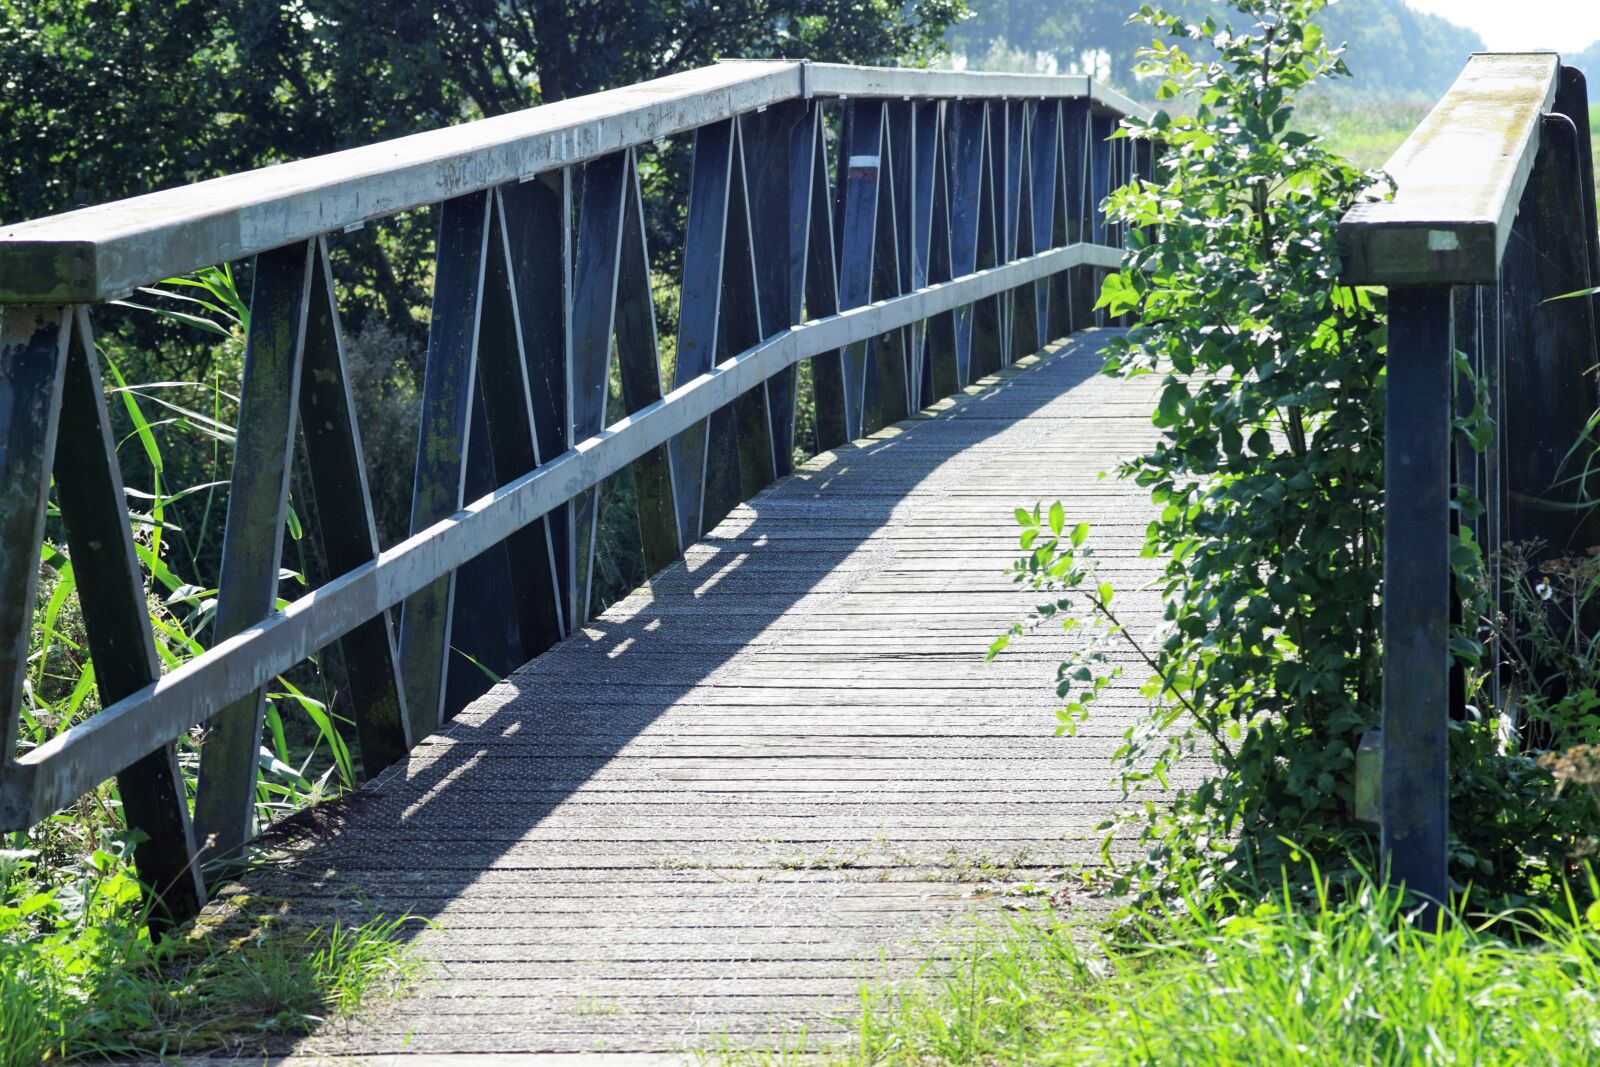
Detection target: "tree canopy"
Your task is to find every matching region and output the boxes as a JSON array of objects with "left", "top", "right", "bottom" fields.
[{"left": 0, "top": 0, "right": 963, "bottom": 225}]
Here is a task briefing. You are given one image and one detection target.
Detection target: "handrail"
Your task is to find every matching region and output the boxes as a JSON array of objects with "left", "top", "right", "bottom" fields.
[
  {"left": 1337, "top": 52, "right": 1600, "bottom": 917},
  {"left": 1339, "top": 52, "right": 1560, "bottom": 284},
  {"left": 0, "top": 61, "right": 1148, "bottom": 304},
  {"left": 11, "top": 240, "right": 1121, "bottom": 826},
  {"left": 0, "top": 59, "right": 1150, "bottom": 928}
]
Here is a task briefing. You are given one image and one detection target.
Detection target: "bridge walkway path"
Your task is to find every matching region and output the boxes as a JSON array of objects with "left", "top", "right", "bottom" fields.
[{"left": 255, "top": 328, "right": 1164, "bottom": 1058}]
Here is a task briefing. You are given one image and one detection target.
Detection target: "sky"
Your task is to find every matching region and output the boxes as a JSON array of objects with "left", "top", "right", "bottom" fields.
[{"left": 1405, "top": 0, "right": 1600, "bottom": 52}]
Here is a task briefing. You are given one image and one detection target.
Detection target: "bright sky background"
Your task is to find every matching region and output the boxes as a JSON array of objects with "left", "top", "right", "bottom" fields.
[{"left": 1404, "top": 0, "right": 1600, "bottom": 52}]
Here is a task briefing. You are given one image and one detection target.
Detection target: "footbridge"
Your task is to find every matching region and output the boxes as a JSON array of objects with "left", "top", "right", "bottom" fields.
[
  {"left": 0, "top": 60, "right": 1157, "bottom": 1054},
  {"left": 8, "top": 47, "right": 1595, "bottom": 1057}
]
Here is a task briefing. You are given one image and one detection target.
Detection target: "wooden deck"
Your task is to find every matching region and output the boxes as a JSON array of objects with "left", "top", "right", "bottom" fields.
[{"left": 257, "top": 328, "right": 1164, "bottom": 1057}]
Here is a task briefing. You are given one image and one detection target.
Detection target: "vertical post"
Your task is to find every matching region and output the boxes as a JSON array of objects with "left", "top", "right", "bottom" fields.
[
  {"left": 672, "top": 122, "right": 734, "bottom": 547},
  {"left": 569, "top": 153, "right": 629, "bottom": 620},
  {"left": 398, "top": 193, "right": 490, "bottom": 738},
  {"left": 1382, "top": 285, "right": 1452, "bottom": 921},
  {"left": 948, "top": 101, "right": 984, "bottom": 387},
  {"left": 744, "top": 100, "right": 807, "bottom": 476},
  {"left": 837, "top": 101, "right": 885, "bottom": 439},
  {"left": 1060, "top": 99, "right": 1091, "bottom": 334},
  {"left": 1030, "top": 99, "right": 1061, "bottom": 346},
  {"left": 503, "top": 171, "right": 572, "bottom": 641},
  {"left": 0, "top": 306, "right": 67, "bottom": 800},
  {"left": 723, "top": 128, "right": 777, "bottom": 503},
  {"left": 193, "top": 241, "right": 313, "bottom": 869},
  {"left": 612, "top": 155, "right": 682, "bottom": 572},
  {"left": 805, "top": 109, "right": 848, "bottom": 452},
  {"left": 56, "top": 310, "right": 205, "bottom": 930},
  {"left": 296, "top": 242, "right": 412, "bottom": 774}
]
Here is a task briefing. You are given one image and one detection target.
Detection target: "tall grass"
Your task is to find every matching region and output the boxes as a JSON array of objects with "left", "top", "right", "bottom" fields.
[
  {"left": 20, "top": 267, "right": 358, "bottom": 873},
  {"left": 5, "top": 267, "right": 417, "bottom": 1058},
  {"left": 850, "top": 871, "right": 1600, "bottom": 1065},
  {"left": 0, "top": 839, "right": 420, "bottom": 1066}
]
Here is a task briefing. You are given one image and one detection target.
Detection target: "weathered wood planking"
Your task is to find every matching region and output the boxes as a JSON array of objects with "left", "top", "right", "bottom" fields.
[{"left": 244, "top": 329, "right": 1164, "bottom": 1057}]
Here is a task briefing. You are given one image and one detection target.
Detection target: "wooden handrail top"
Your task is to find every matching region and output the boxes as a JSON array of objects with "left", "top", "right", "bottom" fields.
[
  {"left": 1339, "top": 52, "right": 1560, "bottom": 286},
  {"left": 0, "top": 61, "right": 1146, "bottom": 306}
]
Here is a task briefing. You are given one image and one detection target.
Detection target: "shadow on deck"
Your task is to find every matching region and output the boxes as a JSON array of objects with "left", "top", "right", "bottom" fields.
[{"left": 243, "top": 329, "right": 1159, "bottom": 1057}]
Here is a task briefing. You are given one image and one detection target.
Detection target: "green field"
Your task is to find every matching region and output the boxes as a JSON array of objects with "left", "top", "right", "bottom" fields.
[
  {"left": 1296, "top": 92, "right": 1600, "bottom": 203},
  {"left": 1295, "top": 92, "right": 1431, "bottom": 171}
]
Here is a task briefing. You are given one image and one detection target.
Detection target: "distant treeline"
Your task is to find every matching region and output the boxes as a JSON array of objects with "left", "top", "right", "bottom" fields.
[
  {"left": 949, "top": 0, "right": 1484, "bottom": 101},
  {"left": 1566, "top": 41, "right": 1600, "bottom": 101}
]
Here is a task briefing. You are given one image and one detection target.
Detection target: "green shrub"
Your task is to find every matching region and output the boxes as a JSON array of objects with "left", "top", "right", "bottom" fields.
[
  {"left": 993, "top": 0, "right": 1598, "bottom": 909},
  {"left": 996, "top": 0, "right": 1392, "bottom": 903}
]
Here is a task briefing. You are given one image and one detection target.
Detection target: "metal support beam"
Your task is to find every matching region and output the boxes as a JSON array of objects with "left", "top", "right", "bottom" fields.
[
  {"left": 1381, "top": 285, "right": 1452, "bottom": 922},
  {"left": 193, "top": 241, "right": 313, "bottom": 871},
  {"left": 399, "top": 193, "right": 490, "bottom": 737},
  {"left": 55, "top": 309, "right": 206, "bottom": 930}
]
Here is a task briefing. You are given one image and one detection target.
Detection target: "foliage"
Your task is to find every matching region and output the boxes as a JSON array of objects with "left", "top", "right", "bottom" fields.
[
  {"left": 19, "top": 268, "right": 362, "bottom": 922},
  {"left": 0, "top": 837, "right": 419, "bottom": 1065},
  {"left": 994, "top": 0, "right": 1393, "bottom": 902},
  {"left": 848, "top": 866, "right": 1600, "bottom": 1065},
  {"left": 1485, "top": 542, "right": 1600, "bottom": 746}
]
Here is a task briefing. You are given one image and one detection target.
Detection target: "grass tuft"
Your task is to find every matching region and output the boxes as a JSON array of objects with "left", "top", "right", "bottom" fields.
[
  {"left": 846, "top": 873, "right": 1600, "bottom": 1065},
  {"left": 0, "top": 856, "right": 423, "bottom": 1067}
]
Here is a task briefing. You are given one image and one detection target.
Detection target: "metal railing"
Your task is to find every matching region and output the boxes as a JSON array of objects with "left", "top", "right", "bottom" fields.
[
  {"left": 1340, "top": 52, "right": 1600, "bottom": 908},
  {"left": 0, "top": 59, "right": 1150, "bottom": 924}
]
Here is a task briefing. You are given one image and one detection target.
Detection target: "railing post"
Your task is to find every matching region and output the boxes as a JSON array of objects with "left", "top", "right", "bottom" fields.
[
  {"left": 502, "top": 172, "right": 572, "bottom": 646},
  {"left": 397, "top": 194, "right": 489, "bottom": 738},
  {"left": 1381, "top": 285, "right": 1453, "bottom": 920},
  {"left": 837, "top": 100, "right": 886, "bottom": 438},
  {"left": 296, "top": 241, "right": 412, "bottom": 774},
  {"left": 56, "top": 309, "right": 205, "bottom": 928},
  {"left": 0, "top": 307, "right": 67, "bottom": 812},
  {"left": 744, "top": 100, "right": 810, "bottom": 476},
  {"left": 914, "top": 101, "right": 959, "bottom": 403},
  {"left": 802, "top": 107, "right": 848, "bottom": 452},
  {"left": 1059, "top": 99, "right": 1091, "bottom": 335},
  {"left": 193, "top": 241, "right": 314, "bottom": 868},
  {"left": 1029, "top": 99, "right": 1060, "bottom": 348}
]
